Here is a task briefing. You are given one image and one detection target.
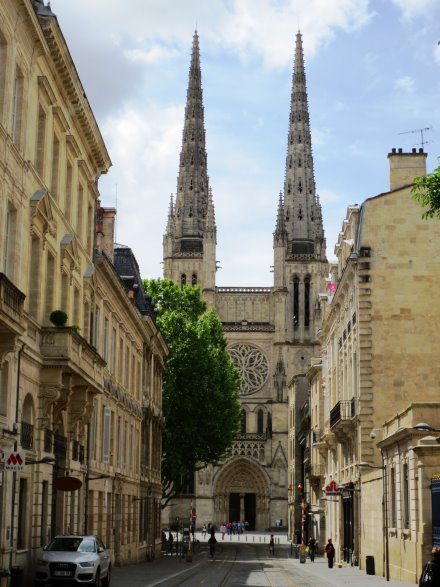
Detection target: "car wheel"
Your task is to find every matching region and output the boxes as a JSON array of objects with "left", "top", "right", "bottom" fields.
[
  {"left": 103, "top": 565, "right": 111, "bottom": 587},
  {"left": 94, "top": 568, "right": 101, "bottom": 587}
]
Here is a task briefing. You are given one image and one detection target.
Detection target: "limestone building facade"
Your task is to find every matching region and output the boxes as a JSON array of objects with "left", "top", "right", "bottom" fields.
[
  {"left": 304, "top": 149, "right": 440, "bottom": 582},
  {"left": 163, "top": 31, "right": 328, "bottom": 530},
  {"left": 0, "top": 0, "right": 166, "bottom": 580}
]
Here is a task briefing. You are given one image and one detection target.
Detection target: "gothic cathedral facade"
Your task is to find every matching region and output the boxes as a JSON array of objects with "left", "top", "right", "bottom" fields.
[{"left": 163, "top": 32, "right": 328, "bottom": 530}]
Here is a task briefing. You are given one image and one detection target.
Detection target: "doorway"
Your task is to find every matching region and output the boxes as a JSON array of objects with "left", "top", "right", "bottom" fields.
[{"left": 228, "top": 493, "right": 256, "bottom": 530}]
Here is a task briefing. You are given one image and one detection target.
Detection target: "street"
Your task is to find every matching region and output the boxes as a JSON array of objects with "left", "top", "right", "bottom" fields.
[{"left": 111, "top": 537, "right": 410, "bottom": 587}]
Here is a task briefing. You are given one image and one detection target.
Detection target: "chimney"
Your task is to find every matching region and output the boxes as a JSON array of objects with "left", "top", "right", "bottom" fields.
[
  {"left": 95, "top": 201, "right": 117, "bottom": 262},
  {"left": 387, "top": 148, "right": 427, "bottom": 191}
]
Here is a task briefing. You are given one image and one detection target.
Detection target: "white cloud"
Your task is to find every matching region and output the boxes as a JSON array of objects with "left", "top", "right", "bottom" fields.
[
  {"left": 393, "top": 76, "right": 415, "bottom": 94},
  {"left": 391, "top": 0, "right": 438, "bottom": 20},
  {"left": 124, "top": 45, "right": 180, "bottom": 64}
]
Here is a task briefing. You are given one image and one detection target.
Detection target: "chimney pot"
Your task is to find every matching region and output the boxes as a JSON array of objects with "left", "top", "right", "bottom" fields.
[
  {"left": 412, "top": 148, "right": 416, "bottom": 153},
  {"left": 419, "top": 148, "right": 423, "bottom": 153},
  {"left": 392, "top": 148, "right": 396, "bottom": 153},
  {"left": 398, "top": 148, "right": 403, "bottom": 153}
]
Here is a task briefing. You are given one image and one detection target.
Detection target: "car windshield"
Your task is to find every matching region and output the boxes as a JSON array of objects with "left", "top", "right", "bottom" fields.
[{"left": 47, "top": 538, "right": 96, "bottom": 553}]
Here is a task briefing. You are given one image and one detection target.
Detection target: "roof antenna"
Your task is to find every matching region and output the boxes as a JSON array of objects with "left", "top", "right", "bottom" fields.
[{"left": 398, "top": 126, "right": 432, "bottom": 149}]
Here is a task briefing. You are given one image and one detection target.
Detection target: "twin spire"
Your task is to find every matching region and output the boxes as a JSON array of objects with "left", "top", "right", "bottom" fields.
[
  {"left": 167, "top": 30, "right": 326, "bottom": 263},
  {"left": 275, "top": 31, "right": 326, "bottom": 261},
  {"left": 167, "top": 31, "right": 215, "bottom": 255}
]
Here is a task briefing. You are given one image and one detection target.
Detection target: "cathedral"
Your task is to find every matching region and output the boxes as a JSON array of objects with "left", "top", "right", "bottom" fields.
[{"left": 163, "top": 31, "right": 328, "bottom": 530}]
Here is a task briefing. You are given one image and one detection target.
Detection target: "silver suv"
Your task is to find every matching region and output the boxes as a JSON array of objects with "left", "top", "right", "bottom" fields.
[{"left": 34, "top": 535, "right": 111, "bottom": 586}]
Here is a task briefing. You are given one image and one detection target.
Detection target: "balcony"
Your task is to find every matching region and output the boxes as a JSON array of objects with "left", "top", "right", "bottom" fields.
[
  {"left": 307, "top": 464, "right": 325, "bottom": 485},
  {"left": 0, "top": 273, "right": 26, "bottom": 361},
  {"left": 330, "top": 398, "right": 356, "bottom": 438},
  {"left": 41, "top": 327, "right": 106, "bottom": 385}
]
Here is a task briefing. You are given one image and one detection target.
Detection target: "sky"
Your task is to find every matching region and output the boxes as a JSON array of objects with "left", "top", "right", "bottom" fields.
[{"left": 51, "top": 0, "right": 440, "bottom": 286}]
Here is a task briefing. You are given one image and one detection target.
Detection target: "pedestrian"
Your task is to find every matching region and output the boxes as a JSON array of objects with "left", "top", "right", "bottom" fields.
[
  {"left": 308, "top": 537, "right": 316, "bottom": 562},
  {"left": 419, "top": 547, "right": 440, "bottom": 586},
  {"left": 201, "top": 524, "right": 207, "bottom": 539},
  {"left": 220, "top": 524, "right": 226, "bottom": 540},
  {"left": 208, "top": 532, "right": 217, "bottom": 558},
  {"left": 168, "top": 531, "right": 174, "bottom": 555},
  {"left": 269, "top": 534, "right": 275, "bottom": 555},
  {"left": 324, "top": 538, "right": 335, "bottom": 568}
]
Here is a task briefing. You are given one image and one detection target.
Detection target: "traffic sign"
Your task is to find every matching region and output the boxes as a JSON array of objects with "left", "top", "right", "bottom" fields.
[{"left": 4, "top": 452, "right": 25, "bottom": 471}]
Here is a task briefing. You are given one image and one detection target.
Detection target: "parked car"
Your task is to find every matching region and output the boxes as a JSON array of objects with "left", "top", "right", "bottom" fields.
[{"left": 34, "top": 535, "right": 111, "bottom": 586}]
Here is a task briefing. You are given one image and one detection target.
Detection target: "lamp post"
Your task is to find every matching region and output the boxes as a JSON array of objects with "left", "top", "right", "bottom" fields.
[
  {"left": 414, "top": 423, "right": 440, "bottom": 433},
  {"left": 359, "top": 458, "right": 389, "bottom": 582}
]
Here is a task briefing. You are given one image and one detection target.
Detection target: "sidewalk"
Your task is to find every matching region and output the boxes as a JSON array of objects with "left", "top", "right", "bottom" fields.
[{"left": 289, "top": 557, "right": 411, "bottom": 587}]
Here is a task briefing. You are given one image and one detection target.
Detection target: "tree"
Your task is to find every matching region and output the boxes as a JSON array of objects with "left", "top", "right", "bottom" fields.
[
  {"left": 412, "top": 159, "right": 440, "bottom": 219},
  {"left": 143, "top": 279, "right": 241, "bottom": 505}
]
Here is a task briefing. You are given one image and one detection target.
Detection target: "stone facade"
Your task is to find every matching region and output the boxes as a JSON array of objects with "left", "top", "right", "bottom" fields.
[
  {"left": 0, "top": 0, "right": 166, "bottom": 580},
  {"left": 305, "top": 149, "right": 440, "bottom": 582},
  {"left": 163, "top": 31, "right": 328, "bottom": 531}
]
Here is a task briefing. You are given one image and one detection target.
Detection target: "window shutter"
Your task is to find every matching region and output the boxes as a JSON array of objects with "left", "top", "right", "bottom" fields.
[{"left": 102, "top": 406, "right": 111, "bottom": 464}]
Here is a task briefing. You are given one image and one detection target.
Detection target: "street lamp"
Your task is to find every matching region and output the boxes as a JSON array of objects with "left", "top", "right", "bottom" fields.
[
  {"left": 414, "top": 423, "right": 440, "bottom": 433},
  {"left": 359, "top": 460, "right": 389, "bottom": 582}
]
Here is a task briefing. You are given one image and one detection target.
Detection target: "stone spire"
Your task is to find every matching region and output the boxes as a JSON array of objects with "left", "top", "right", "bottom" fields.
[
  {"left": 173, "top": 30, "right": 214, "bottom": 251},
  {"left": 163, "top": 32, "right": 217, "bottom": 294},
  {"left": 274, "top": 191, "right": 287, "bottom": 243},
  {"left": 282, "top": 31, "right": 326, "bottom": 261}
]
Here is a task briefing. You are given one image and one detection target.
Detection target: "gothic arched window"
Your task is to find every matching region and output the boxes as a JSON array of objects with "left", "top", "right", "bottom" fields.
[
  {"left": 257, "top": 409, "right": 264, "bottom": 433},
  {"left": 241, "top": 410, "right": 247, "bottom": 433},
  {"left": 181, "top": 274, "right": 187, "bottom": 287},
  {"left": 293, "top": 277, "right": 299, "bottom": 328},
  {"left": 304, "top": 276, "right": 310, "bottom": 328},
  {"left": 191, "top": 274, "right": 197, "bottom": 285}
]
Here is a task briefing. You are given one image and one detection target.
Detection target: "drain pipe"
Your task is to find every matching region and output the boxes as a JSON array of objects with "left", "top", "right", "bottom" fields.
[{"left": 9, "top": 343, "right": 26, "bottom": 578}]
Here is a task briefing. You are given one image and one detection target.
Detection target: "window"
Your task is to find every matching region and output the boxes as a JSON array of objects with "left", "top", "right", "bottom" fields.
[
  {"left": 0, "top": 32, "right": 7, "bottom": 118},
  {"left": 116, "top": 416, "right": 121, "bottom": 467},
  {"left": 304, "top": 277, "right": 310, "bottom": 327},
  {"left": 241, "top": 410, "right": 246, "bottom": 433},
  {"left": 257, "top": 409, "right": 264, "bottom": 433},
  {"left": 181, "top": 274, "right": 187, "bottom": 287},
  {"left": 3, "top": 204, "right": 17, "bottom": 278},
  {"left": 29, "top": 236, "right": 42, "bottom": 319},
  {"left": 76, "top": 183, "right": 84, "bottom": 240},
  {"left": 191, "top": 273, "right": 197, "bottom": 285},
  {"left": 402, "top": 463, "right": 410, "bottom": 529},
  {"left": 102, "top": 406, "right": 111, "bottom": 464},
  {"left": 93, "top": 306, "right": 100, "bottom": 349},
  {"left": 89, "top": 404, "right": 97, "bottom": 461},
  {"left": 65, "top": 161, "right": 73, "bottom": 221},
  {"left": 293, "top": 278, "right": 299, "bottom": 328},
  {"left": 0, "top": 361, "right": 9, "bottom": 415},
  {"left": 103, "top": 318, "right": 109, "bottom": 362},
  {"left": 44, "top": 253, "right": 55, "bottom": 323},
  {"left": 36, "top": 105, "right": 47, "bottom": 176},
  {"left": 17, "top": 478, "right": 28, "bottom": 549},
  {"left": 12, "top": 66, "right": 24, "bottom": 146},
  {"left": 111, "top": 328, "right": 117, "bottom": 371},
  {"left": 87, "top": 204, "right": 93, "bottom": 253},
  {"left": 390, "top": 467, "right": 396, "bottom": 528}
]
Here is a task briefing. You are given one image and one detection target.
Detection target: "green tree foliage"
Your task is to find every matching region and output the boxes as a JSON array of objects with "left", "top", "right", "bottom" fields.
[
  {"left": 412, "top": 159, "right": 440, "bottom": 219},
  {"left": 143, "top": 279, "right": 241, "bottom": 505}
]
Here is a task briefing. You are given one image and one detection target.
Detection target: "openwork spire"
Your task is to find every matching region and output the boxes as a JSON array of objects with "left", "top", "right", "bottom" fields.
[
  {"left": 173, "top": 31, "right": 215, "bottom": 252},
  {"left": 283, "top": 31, "right": 326, "bottom": 261}
]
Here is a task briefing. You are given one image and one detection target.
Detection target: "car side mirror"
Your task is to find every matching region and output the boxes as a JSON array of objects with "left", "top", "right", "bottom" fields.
[{"left": 98, "top": 547, "right": 104, "bottom": 553}]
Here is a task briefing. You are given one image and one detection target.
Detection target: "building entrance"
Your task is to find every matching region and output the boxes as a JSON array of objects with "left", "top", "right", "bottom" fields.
[{"left": 228, "top": 492, "right": 256, "bottom": 529}]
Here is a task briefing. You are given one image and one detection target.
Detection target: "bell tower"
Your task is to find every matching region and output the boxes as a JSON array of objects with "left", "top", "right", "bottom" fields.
[
  {"left": 273, "top": 31, "right": 328, "bottom": 343},
  {"left": 163, "top": 31, "right": 217, "bottom": 297}
]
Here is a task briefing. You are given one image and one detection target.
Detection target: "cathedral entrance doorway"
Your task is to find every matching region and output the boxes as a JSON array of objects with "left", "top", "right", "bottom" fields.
[
  {"left": 228, "top": 493, "right": 256, "bottom": 530},
  {"left": 213, "top": 457, "right": 269, "bottom": 530}
]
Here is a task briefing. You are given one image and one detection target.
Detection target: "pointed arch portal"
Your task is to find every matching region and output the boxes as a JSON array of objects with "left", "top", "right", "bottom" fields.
[{"left": 213, "top": 457, "right": 270, "bottom": 531}]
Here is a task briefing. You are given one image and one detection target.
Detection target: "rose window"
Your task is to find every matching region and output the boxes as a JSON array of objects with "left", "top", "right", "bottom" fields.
[{"left": 228, "top": 343, "right": 269, "bottom": 395}]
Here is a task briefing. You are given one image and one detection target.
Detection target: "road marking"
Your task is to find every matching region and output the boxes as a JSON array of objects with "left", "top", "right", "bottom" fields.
[{"left": 145, "top": 562, "right": 201, "bottom": 586}]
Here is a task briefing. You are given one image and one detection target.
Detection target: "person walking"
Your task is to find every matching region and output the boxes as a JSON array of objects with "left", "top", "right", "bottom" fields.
[
  {"left": 201, "top": 524, "right": 207, "bottom": 539},
  {"left": 324, "top": 538, "right": 335, "bottom": 568},
  {"left": 269, "top": 534, "right": 275, "bottom": 556},
  {"left": 308, "top": 537, "right": 316, "bottom": 562},
  {"left": 208, "top": 531, "right": 217, "bottom": 558},
  {"left": 168, "top": 531, "right": 174, "bottom": 556},
  {"left": 419, "top": 547, "right": 440, "bottom": 586}
]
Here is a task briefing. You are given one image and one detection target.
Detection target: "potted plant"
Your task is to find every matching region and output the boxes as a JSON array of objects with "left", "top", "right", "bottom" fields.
[{"left": 49, "top": 310, "right": 68, "bottom": 327}]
